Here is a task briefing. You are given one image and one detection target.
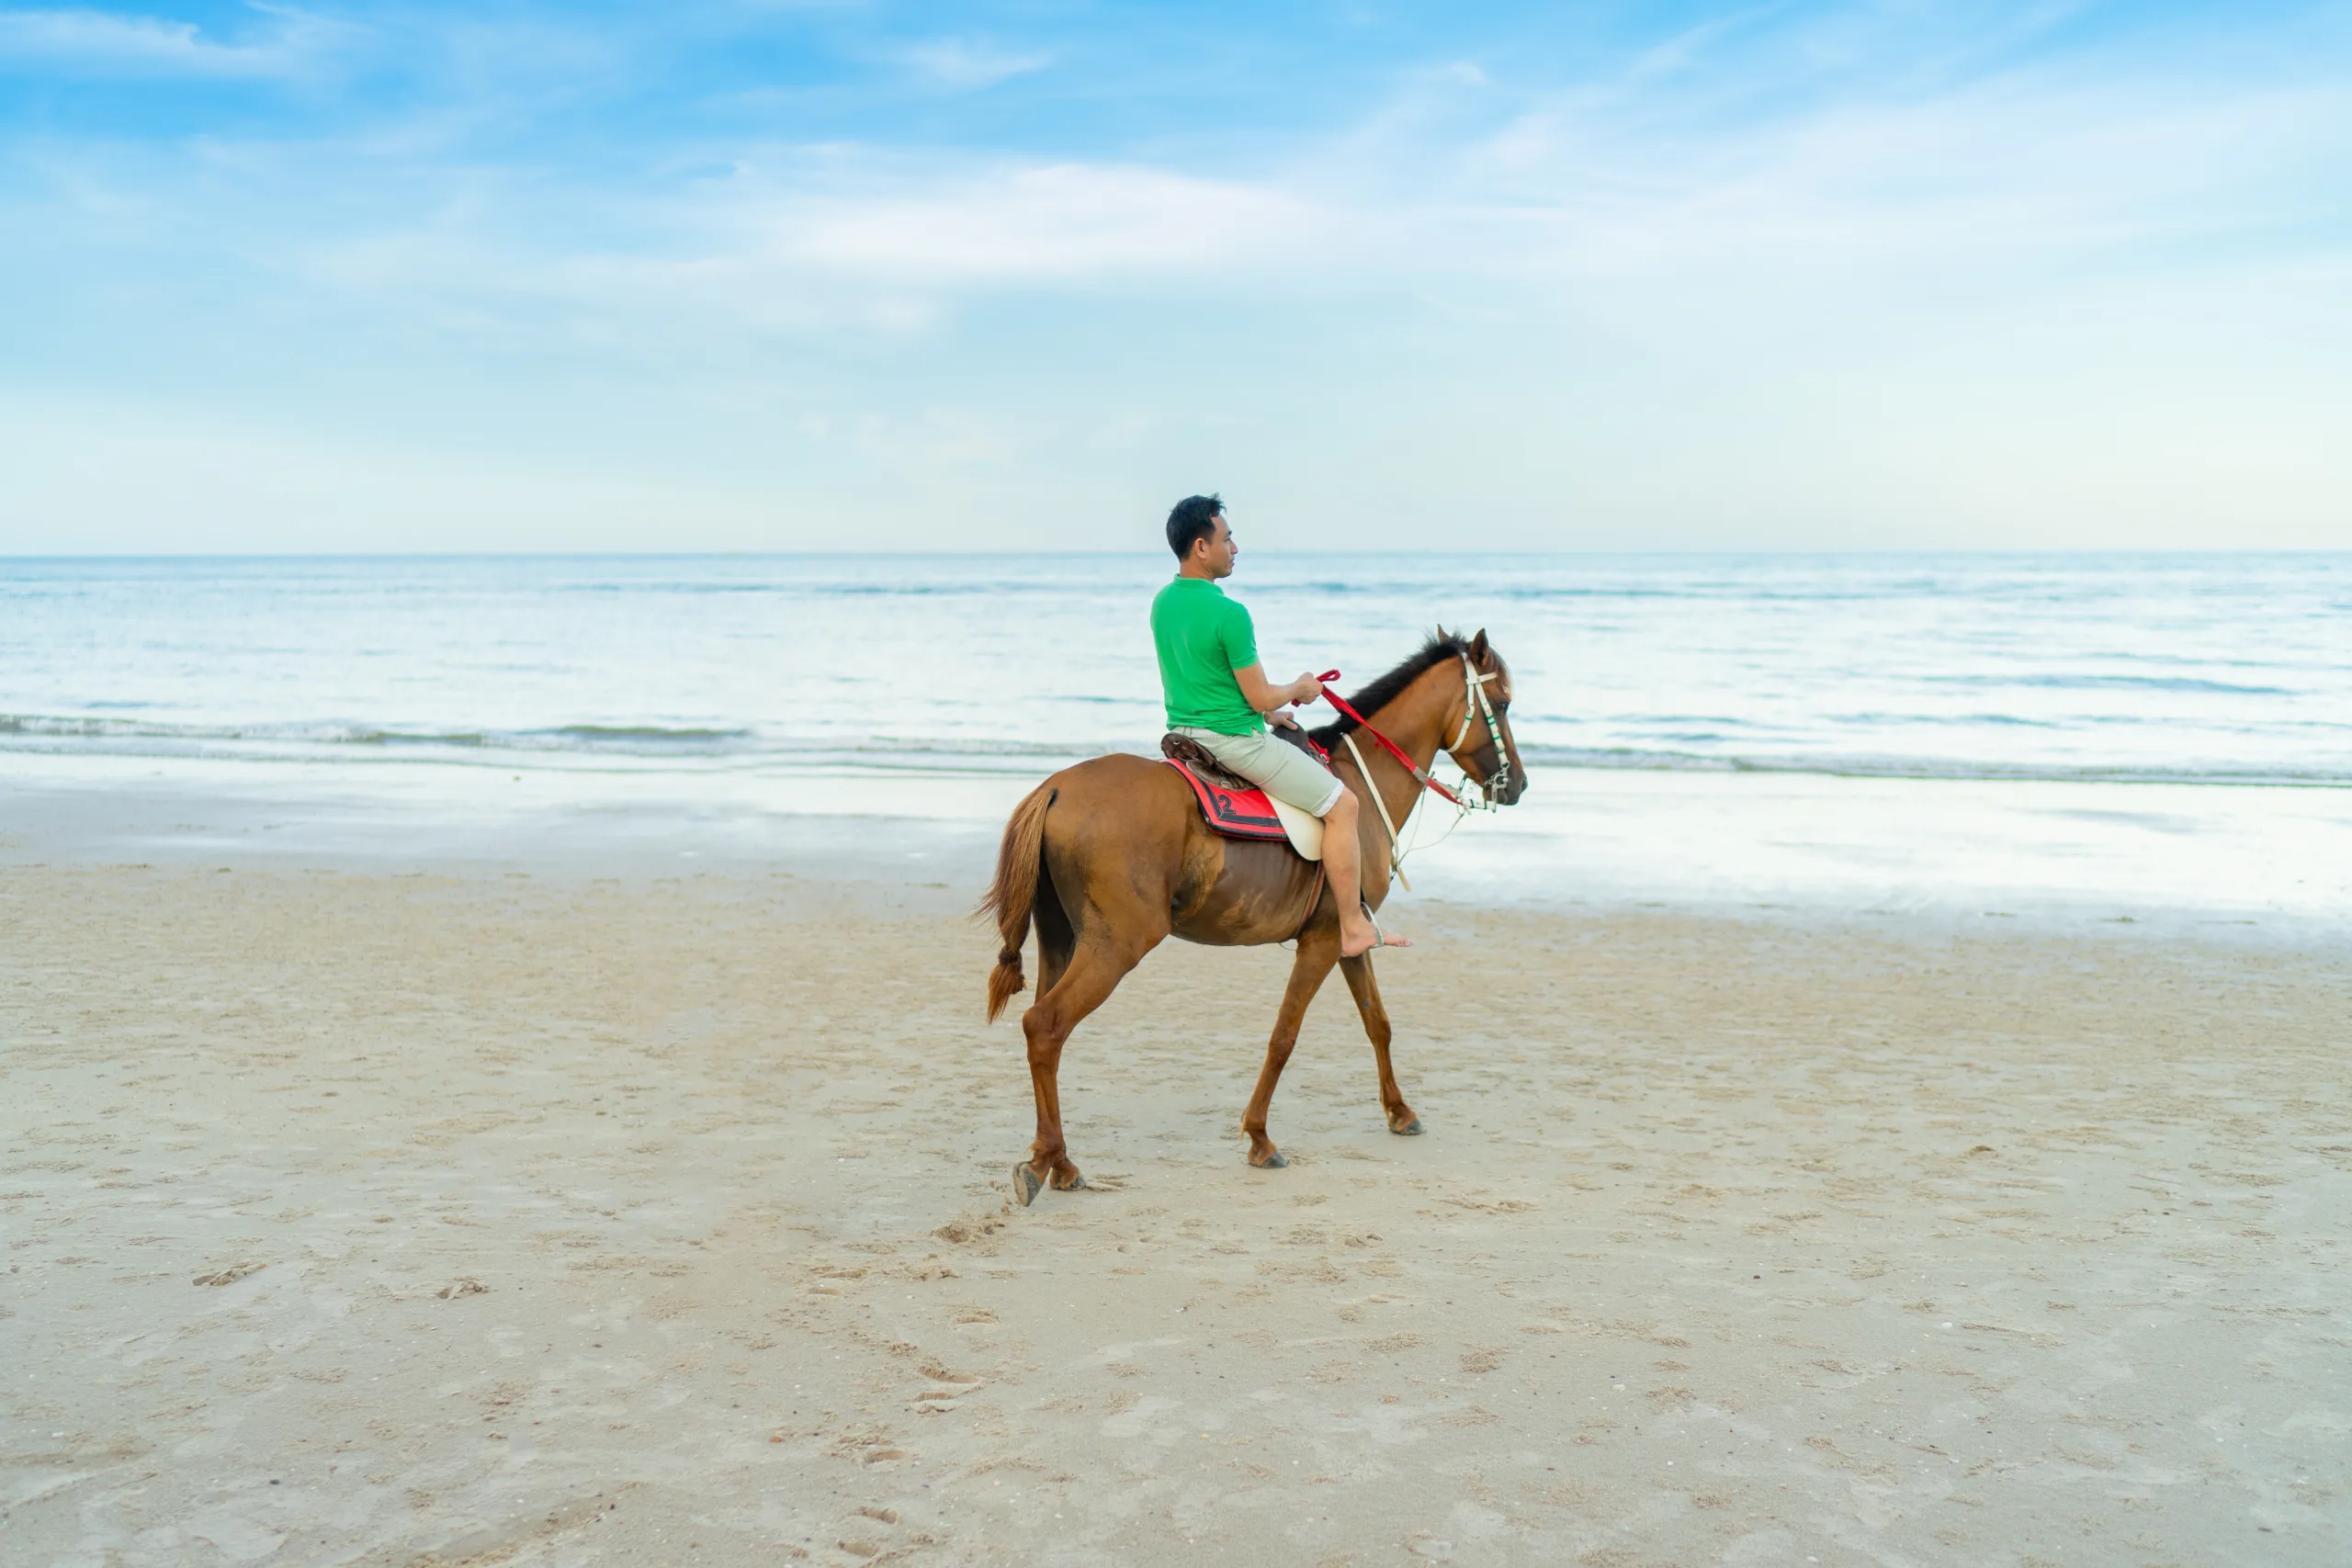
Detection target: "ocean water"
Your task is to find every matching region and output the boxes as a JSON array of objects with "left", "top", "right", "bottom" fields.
[{"left": 5, "top": 553, "right": 2346, "bottom": 926}]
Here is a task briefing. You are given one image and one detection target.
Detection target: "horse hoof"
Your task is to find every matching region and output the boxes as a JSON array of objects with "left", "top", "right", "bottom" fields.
[
  {"left": 1391, "top": 1118, "right": 1423, "bottom": 1136},
  {"left": 1051, "top": 1170, "right": 1091, "bottom": 1192},
  {"left": 1250, "top": 1150, "right": 1289, "bottom": 1169},
  {"left": 1012, "top": 1163, "right": 1044, "bottom": 1206}
]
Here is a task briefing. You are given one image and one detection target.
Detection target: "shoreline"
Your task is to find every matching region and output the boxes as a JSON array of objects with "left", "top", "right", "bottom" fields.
[{"left": 4, "top": 750, "right": 2346, "bottom": 954}]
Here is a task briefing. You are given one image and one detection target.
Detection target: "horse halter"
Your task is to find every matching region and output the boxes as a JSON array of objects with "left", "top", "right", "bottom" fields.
[{"left": 1447, "top": 653, "right": 1510, "bottom": 807}]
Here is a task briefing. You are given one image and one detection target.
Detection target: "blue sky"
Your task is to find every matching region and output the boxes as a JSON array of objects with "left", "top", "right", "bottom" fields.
[{"left": 2, "top": 2, "right": 2346, "bottom": 552}]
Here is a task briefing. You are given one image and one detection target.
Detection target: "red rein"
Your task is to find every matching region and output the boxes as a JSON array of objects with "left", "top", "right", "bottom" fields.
[{"left": 1309, "top": 670, "right": 1467, "bottom": 808}]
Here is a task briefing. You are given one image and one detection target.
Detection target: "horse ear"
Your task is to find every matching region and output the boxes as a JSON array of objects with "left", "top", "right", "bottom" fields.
[{"left": 1471, "top": 627, "right": 1489, "bottom": 660}]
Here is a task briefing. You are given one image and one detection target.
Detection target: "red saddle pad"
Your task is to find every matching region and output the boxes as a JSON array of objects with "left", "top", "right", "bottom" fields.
[{"left": 1163, "top": 759, "right": 1291, "bottom": 843}]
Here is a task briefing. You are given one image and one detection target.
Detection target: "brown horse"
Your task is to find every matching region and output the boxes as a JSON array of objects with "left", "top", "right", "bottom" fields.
[{"left": 980, "top": 628, "right": 1527, "bottom": 1204}]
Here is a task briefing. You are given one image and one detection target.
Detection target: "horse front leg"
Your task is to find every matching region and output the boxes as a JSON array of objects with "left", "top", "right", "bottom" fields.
[
  {"left": 1340, "top": 953, "right": 1420, "bottom": 1134},
  {"left": 1240, "top": 930, "right": 1340, "bottom": 1168}
]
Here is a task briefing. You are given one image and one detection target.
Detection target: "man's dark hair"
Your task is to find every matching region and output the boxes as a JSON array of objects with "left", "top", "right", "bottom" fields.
[{"left": 1165, "top": 494, "right": 1225, "bottom": 561}]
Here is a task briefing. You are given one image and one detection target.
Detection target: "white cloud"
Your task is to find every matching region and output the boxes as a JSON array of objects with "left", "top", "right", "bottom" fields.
[
  {"left": 774, "top": 161, "right": 1326, "bottom": 283},
  {"left": 40, "top": 33, "right": 2346, "bottom": 338},
  {"left": 896, "top": 37, "right": 1050, "bottom": 92},
  {"left": 144, "top": 47, "right": 2346, "bottom": 377},
  {"left": 1442, "top": 68, "right": 2352, "bottom": 280},
  {"left": 0, "top": 6, "right": 345, "bottom": 77},
  {"left": 227, "top": 154, "right": 1335, "bottom": 344}
]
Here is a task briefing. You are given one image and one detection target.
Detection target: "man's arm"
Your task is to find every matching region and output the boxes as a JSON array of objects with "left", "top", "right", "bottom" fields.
[{"left": 1232, "top": 663, "right": 1324, "bottom": 722}]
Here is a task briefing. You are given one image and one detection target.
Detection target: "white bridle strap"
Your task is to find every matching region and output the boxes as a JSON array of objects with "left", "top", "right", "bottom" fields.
[
  {"left": 1449, "top": 655, "right": 1509, "bottom": 804},
  {"left": 1340, "top": 730, "right": 1411, "bottom": 892},
  {"left": 1451, "top": 660, "right": 1500, "bottom": 750}
]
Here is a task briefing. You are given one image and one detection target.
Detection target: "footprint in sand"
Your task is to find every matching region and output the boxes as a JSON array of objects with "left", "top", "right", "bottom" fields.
[
  {"left": 1099, "top": 1393, "right": 1182, "bottom": 1440},
  {"left": 192, "top": 1261, "right": 266, "bottom": 1287}
]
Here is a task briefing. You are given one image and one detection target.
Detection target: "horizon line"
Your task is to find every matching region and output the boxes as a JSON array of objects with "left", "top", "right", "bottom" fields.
[{"left": 6, "top": 546, "right": 2348, "bottom": 564}]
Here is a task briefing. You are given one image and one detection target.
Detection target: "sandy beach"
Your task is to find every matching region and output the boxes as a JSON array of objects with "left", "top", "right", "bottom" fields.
[{"left": 5, "top": 838, "right": 2346, "bottom": 1567}]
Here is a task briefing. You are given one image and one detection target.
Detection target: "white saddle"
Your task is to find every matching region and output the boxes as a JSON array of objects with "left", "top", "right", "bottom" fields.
[{"left": 1267, "top": 798, "right": 1324, "bottom": 862}]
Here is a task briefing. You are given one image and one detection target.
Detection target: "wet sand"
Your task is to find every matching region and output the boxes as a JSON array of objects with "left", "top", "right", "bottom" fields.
[{"left": 4, "top": 862, "right": 2347, "bottom": 1566}]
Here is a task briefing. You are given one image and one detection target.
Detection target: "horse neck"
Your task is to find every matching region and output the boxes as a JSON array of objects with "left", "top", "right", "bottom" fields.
[{"left": 1353, "top": 665, "right": 1456, "bottom": 825}]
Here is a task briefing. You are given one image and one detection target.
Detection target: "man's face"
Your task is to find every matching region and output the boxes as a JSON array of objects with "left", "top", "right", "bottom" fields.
[{"left": 1192, "top": 515, "right": 1237, "bottom": 579}]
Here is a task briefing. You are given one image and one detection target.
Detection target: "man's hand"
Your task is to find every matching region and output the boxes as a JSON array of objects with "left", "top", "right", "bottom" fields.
[
  {"left": 1290, "top": 672, "right": 1325, "bottom": 705},
  {"left": 1269, "top": 708, "right": 1300, "bottom": 729}
]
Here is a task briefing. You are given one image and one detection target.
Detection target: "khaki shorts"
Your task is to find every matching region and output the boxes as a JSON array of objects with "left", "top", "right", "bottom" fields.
[{"left": 1175, "top": 726, "right": 1346, "bottom": 817}]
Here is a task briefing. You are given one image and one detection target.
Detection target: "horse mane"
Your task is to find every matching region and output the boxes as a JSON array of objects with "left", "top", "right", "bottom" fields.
[{"left": 1306, "top": 629, "right": 1475, "bottom": 746}]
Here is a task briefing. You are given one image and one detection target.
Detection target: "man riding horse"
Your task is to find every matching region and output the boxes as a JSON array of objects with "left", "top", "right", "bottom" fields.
[
  {"left": 982, "top": 496, "right": 1526, "bottom": 1202},
  {"left": 1152, "top": 493, "right": 1409, "bottom": 960}
]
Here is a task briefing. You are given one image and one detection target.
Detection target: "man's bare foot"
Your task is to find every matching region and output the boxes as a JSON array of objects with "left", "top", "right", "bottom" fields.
[{"left": 1340, "top": 915, "right": 1410, "bottom": 958}]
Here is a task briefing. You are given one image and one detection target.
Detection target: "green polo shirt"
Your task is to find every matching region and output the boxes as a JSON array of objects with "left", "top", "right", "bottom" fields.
[{"left": 1151, "top": 577, "right": 1261, "bottom": 736}]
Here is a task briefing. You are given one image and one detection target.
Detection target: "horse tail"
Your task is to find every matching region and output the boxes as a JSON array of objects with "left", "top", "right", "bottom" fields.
[{"left": 979, "top": 784, "right": 1057, "bottom": 1022}]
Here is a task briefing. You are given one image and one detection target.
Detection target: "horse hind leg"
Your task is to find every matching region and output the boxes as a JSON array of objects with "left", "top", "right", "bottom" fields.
[
  {"left": 1014, "top": 939, "right": 1137, "bottom": 1204},
  {"left": 1240, "top": 931, "right": 1340, "bottom": 1168},
  {"left": 1340, "top": 953, "right": 1420, "bottom": 1134}
]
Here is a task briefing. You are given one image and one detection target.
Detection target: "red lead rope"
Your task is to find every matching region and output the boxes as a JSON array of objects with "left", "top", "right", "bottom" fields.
[{"left": 1308, "top": 670, "right": 1467, "bottom": 808}]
